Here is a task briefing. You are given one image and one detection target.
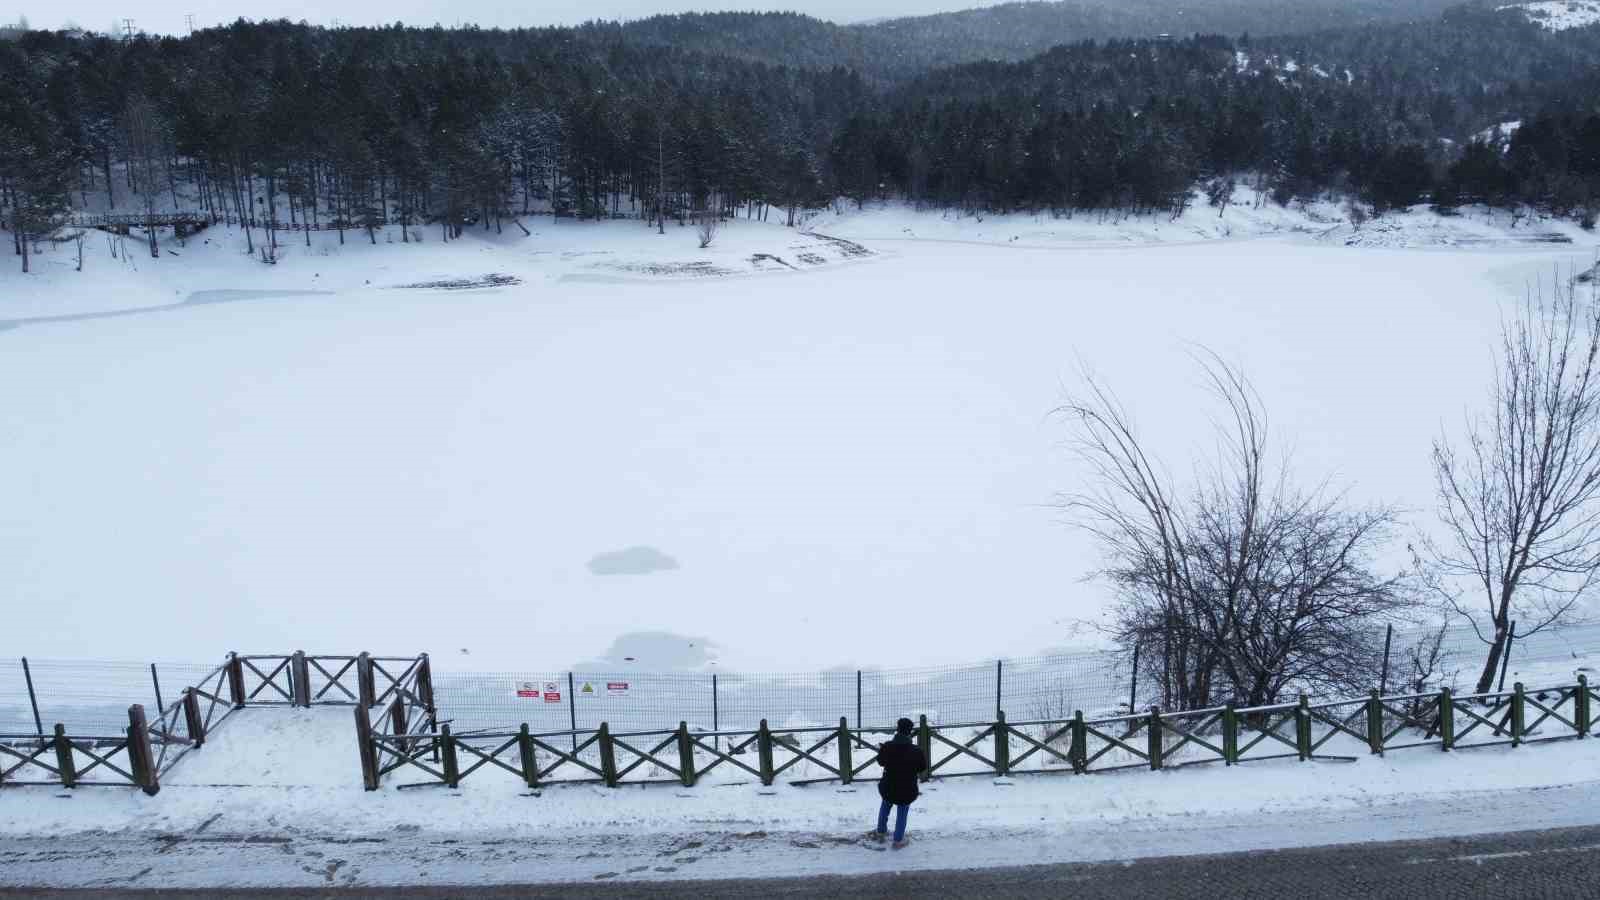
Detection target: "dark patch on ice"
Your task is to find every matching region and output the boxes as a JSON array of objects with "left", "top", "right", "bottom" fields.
[
  {"left": 750, "top": 253, "right": 797, "bottom": 270},
  {"left": 599, "top": 260, "right": 735, "bottom": 277},
  {"left": 395, "top": 273, "right": 521, "bottom": 290},
  {"left": 587, "top": 546, "right": 678, "bottom": 576}
]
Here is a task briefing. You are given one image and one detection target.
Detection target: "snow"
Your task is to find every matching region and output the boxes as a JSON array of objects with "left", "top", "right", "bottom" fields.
[
  {"left": 1, "top": 205, "right": 1598, "bottom": 675},
  {"left": 4, "top": 705, "right": 1600, "bottom": 888},
  {"left": 1501, "top": 0, "right": 1600, "bottom": 30},
  {"left": 1475, "top": 119, "right": 1523, "bottom": 146}
]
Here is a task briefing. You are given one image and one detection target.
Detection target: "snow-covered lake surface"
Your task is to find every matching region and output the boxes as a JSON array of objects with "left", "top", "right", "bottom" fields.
[{"left": 2, "top": 204, "right": 1597, "bottom": 673}]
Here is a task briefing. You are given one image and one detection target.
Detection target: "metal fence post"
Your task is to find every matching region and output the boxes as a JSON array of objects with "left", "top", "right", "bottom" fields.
[
  {"left": 568, "top": 672, "right": 579, "bottom": 754},
  {"left": 994, "top": 710, "right": 1010, "bottom": 776},
  {"left": 712, "top": 674, "right": 720, "bottom": 754},
  {"left": 1128, "top": 643, "right": 1140, "bottom": 714},
  {"left": 1578, "top": 674, "right": 1591, "bottom": 738},
  {"left": 598, "top": 722, "right": 618, "bottom": 788},
  {"left": 150, "top": 663, "right": 165, "bottom": 715},
  {"left": 678, "top": 722, "right": 697, "bottom": 788},
  {"left": 291, "top": 651, "right": 311, "bottom": 707},
  {"left": 1379, "top": 623, "right": 1393, "bottom": 695},
  {"left": 354, "top": 704, "right": 379, "bottom": 791},
  {"left": 1070, "top": 710, "right": 1087, "bottom": 773},
  {"left": 227, "top": 652, "right": 246, "bottom": 709},
  {"left": 518, "top": 723, "right": 539, "bottom": 789},
  {"left": 183, "top": 688, "right": 205, "bottom": 747},
  {"left": 757, "top": 719, "right": 775, "bottom": 786},
  {"left": 837, "top": 717, "right": 853, "bottom": 785},
  {"left": 995, "top": 659, "right": 1003, "bottom": 722},
  {"left": 1295, "top": 695, "right": 1311, "bottom": 761},
  {"left": 917, "top": 715, "right": 933, "bottom": 782},
  {"left": 21, "top": 658, "right": 43, "bottom": 736},
  {"left": 1222, "top": 704, "right": 1238, "bottom": 765},
  {"left": 1367, "top": 690, "right": 1384, "bottom": 755},
  {"left": 1497, "top": 621, "right": 1518, "bottom": 693},
  {"left": 1149, "top": 708, "right": 1165, "bottom": 770},
  {"left": 1511, "top": 682, "right": 1526, "bottom": 747},
  {"left": 440, "top": 724, "right": 460, "bottom": 788},
  {"left": 1439, "top": 688, "right": 1454, "bottom": 751},
  {"left": 855, "top": 670, "right": 862, "bottom": 739},
  {"left": 53, "top": 724, "right": 76, "bottom": 788},
  {"left": 127, "top": 704, "right": 158, "bottom": 795}
]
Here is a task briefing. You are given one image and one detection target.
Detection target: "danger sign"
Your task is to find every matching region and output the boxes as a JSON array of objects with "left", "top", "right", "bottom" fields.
[
  {"left": 516, "top": 681, "right": 540, "bottom": 699},
  {"left": 607, "top": 681, "right": 630, "bottom": 696},
  {"left": 543, "top": 681, "right": 561, "bottom": 703}
]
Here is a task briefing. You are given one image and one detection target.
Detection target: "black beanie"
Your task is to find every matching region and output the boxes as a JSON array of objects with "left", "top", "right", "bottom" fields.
[{"left": 896, "top": 717, "right": 914, "bottom": 735}]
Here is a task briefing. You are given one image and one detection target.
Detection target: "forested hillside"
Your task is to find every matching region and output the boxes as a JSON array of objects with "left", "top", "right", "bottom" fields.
[{"left": 3, "top": 2, "right": 1600, "bottom": 271}]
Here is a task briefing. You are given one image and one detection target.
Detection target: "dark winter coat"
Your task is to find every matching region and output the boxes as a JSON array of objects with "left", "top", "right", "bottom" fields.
[{"left": 875, "top": 734, "right": 927, "bottom": 805}]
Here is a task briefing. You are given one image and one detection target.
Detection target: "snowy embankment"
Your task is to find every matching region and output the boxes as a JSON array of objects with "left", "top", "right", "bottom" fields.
[
  {"left": 3, "top": 705, "right": 1600, "bottom": 889},
  {"left": 0, "top": 216, "right": 873, "bottom": 322},
  {"left": 815, "top": 193, "right": 1596, "bottom": 250}
]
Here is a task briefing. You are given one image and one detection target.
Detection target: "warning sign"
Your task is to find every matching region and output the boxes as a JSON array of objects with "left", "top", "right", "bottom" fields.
[
  {"left": 607, "top": 681, "right": 630, "bottom": 696},
  {"left": 581, "top": 682, "right": 596, "bottom": 695},
  {"left": 543, "top": 681, "right": 561, "bottom": 703},
  {"left": 516, "top": 681, "right": 540, "bottom": 699}
]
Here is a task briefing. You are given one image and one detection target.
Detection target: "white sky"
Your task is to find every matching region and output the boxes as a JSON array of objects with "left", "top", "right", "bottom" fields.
[{"left": 17, "top": 0, "right": 1001, "bottom": 34}]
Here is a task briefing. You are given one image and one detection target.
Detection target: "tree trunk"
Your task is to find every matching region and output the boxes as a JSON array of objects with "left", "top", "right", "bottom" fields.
[{"left": 1474, "top": 620, "right": 1510, "bottom": 694}]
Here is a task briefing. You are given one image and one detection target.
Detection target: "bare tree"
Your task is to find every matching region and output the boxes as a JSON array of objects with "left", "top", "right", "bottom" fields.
[
  {"left": 1423, "top": 277, "right": 1600, "bottom": 693},
  {"left": 697, "top": 194, "right": 720, "bottom": 248},
  {"left": 1058, "top": 352, "right": 1410, "bottom": 710},
  {"left": 121, "top": 94, "right": 170, "bottom": 259}
]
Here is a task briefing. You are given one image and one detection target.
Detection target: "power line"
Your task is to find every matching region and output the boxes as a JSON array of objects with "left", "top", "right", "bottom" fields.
[{"left": 185, "top": 14, "right": 195, "bottom": 34}]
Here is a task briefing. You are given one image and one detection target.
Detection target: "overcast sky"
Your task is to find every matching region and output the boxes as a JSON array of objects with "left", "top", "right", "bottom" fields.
[{"left": 19, "top": 0, "right": 1000, "bottom": 34}]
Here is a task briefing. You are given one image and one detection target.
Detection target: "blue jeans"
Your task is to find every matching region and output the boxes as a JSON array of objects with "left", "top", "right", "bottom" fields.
[{"left": 877, "top": 798, "right": 910, "bottom": 841}]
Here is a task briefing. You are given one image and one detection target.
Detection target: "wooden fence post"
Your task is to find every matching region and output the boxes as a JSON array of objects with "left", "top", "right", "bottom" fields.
[
  {"left": 1578, "top": 675, "right": 1591, "bottom": 738},
  {"left": 598, "top": 722, "right": 618, "bottom": 788},
  {"left": 417, "top": 654, "right": 435, "bottom": 716},
  {"left": 127, "top": 704, "right": 159, "bottom": 795},
  {"left": 1511, "top": 682, "right": 1526, "bottom": 747},
  {"left": 1295, "top": 695, "right": 1311, "bottom": 762},
  {"left": 994, "top": 711, "right": 1010, "bottom": 777},
  {"left": 354, "top": 704, "right": 379, "bottom": 791},
  {"left": 439, "top": 724, "right": 460, "bottom": 788},
  {"left": 182, "top": 688, "right": 205, "bottom": 747},
  {"left": 1367, "top": 690, "right": 1384, "bottom": 755},
  {"left": 917, "top": 715, "right": 933, "bottom": 782},
  {"left": 1222, "top": 705, "right": 1238, "bottom": 765},
  {"left": 227, "top": 653, "right": 246, "bottom": 709},
  {"left": 678, "top": 722, "right": 697, "bottom": 788},
  {"left": 1439, "top": 688, "right": 1454, "bottom": 751},
  {"left": 519, "top": 724, "right": 539, "bottom": 789},
  {"left": 53, "top": 724, "right": 76, "bottom": 788},
  {"left": 389, "top": 696, "right": 408, "bottom": 754},
  {"left": 1070, "top": 710, "right": 1087, "bottom": 773},
  {"left": 757, "top": 719, "right": 775, "bottom": 786},
  {"left": 291, "top": 651, "right": 311, "bottom": 707},
  {"left": 1148, "top": 708, "right": 1163, "bottom": 770},
  {"left": 837, "top": 718, "right": 853, "bottom": 785},
  {"left": 356, "top": 653, "right": 375, "bottom": 709}
]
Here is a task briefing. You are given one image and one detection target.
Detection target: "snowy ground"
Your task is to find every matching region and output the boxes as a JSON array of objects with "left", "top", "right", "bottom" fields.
[
  {"left": 4, "top": 706, "right": 1600, "bottom": 889},
  {"left": 2, "top": 204, "right": 1598, "bottom": 675},
  {"left": 1502, "top": 0, "right": 1600, "bottom": 31}
]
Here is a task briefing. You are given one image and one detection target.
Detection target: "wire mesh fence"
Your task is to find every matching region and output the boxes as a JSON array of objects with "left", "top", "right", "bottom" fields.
[{"left": 4, "top": 619, "right": 1597, "bottom": 743}]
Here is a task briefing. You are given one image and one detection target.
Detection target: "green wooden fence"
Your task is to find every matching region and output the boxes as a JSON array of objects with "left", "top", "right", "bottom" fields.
[{"left": 359, "top": 676, "right": 1597, "bottom": 791}]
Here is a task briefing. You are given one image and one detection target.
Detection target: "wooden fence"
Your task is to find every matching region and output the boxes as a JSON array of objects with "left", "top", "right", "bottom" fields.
[
  {"left": 356, "top": 676, "right": 1595, "bottom": 791},
  {"left": 1, "top": 651, "right": 427, "bottom": 794}
]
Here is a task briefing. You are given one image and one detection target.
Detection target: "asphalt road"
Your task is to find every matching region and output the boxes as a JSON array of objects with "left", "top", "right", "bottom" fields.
[{"left": 6, "top": 823, "right": 1600, "bottom": 899}]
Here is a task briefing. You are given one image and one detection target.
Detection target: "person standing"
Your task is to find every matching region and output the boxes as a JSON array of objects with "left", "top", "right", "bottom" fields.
[{"left": 871, "top": 717, "right": 928, "bottom": 849}]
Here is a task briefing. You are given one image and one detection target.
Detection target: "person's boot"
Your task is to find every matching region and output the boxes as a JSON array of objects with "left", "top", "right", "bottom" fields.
[
  {"left": 867, "top": 830, "right": 886, "bottom": 842},
  {"left": 891, "top": 836, "right": 910, "bottom": 849}
]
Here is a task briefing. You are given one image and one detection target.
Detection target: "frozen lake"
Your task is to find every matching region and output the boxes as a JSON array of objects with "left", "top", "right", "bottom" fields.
[{"left": 2, "top": 216, "right": 1595, "bottom": 672}]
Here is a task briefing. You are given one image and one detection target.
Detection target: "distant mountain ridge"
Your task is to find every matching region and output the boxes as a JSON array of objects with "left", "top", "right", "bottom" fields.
[{"left": 607, "top": 0, "right": 1481, "bottom": 79}]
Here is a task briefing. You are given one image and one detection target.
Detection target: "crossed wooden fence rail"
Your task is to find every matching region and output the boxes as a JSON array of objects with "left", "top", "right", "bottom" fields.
[
  {"left": 357, "top": 676, "right": 1598, "bottom": 791},
  {"left": 1, "top": 651, "right": 427, "bottom": 794}
]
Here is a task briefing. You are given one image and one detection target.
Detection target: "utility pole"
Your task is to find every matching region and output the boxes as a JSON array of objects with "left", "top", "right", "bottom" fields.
[
  {"left": 122, "top": 18, "right": 135, "bottom": 40},
  {"left": 184, "top": 13, "right": 195, "bottom": 34},
  {"left": 656, "top": 127, "right": 666, "bottom": 235}
]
